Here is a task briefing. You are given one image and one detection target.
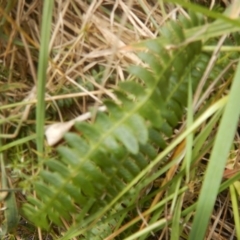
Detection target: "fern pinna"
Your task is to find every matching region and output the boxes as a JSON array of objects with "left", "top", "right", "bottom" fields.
[{"left": 22, "top": 13, "right": 224, "bottom": 237}]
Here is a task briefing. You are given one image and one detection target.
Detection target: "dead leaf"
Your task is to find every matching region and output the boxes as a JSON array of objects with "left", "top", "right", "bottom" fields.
[{"left": 45, "top": 105, "right": 106, "bottom": 146}]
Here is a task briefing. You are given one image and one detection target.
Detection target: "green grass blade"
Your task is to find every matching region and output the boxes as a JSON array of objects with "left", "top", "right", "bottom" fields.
[
  {"left": 185, "top": 70, "right": 193, "bottom": 182},
  {"left": 192, "top": 111, "right": 222, "bottom": 159},
  {"left": 164, "top": 0, "right": 240, "bottom": 26},
  {"left": 0, "top": 134, "right": 36, "bottom": 152},
  {"left": 36, "top": 0, "right": 54, "bottom": 160},
  {"left": 189, "top": 58, "right": 240, "bottom": 240},
  {"left": 230, "top": 184, "right": 240, "bottom": 239},
  {"left": 157, "top": 1, "right": 240, "bottom": 46},
  {"left": 124, "top": 218, "right": 167, "bottom": 240},
  {"left": 171, "top": 197, "right": 182, "bottom": 240},
  {"left": 0, "top": 155, "right": 19, "bottom": 236}
]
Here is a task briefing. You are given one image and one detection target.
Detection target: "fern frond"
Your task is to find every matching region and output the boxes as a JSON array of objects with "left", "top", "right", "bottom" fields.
[{"left": 22, "top": 13, "right": 234, "bottom": 238}]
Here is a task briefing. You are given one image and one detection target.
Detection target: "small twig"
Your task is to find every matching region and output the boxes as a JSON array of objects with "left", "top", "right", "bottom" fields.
[
  {"left": 193, "top": 34, "right": 227, "bottom": 111},
  {"left": 0, "top": 87, "right": 36, "bottom": 139}
]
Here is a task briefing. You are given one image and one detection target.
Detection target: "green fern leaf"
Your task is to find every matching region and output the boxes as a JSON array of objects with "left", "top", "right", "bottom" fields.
[{"left": 22, "top": 13, "right": 232, "bottom": 238}]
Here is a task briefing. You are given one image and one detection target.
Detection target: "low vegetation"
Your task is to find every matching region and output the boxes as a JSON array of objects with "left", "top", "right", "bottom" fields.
[{"left": 0, "top": 0, "right": 240, "bottom": 239}]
